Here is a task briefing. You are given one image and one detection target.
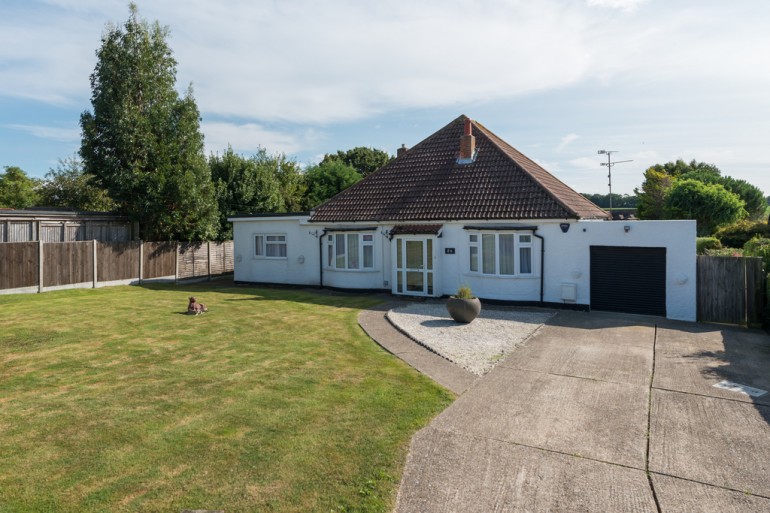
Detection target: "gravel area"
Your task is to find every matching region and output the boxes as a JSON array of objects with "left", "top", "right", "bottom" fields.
[{"left": 387, "top": 303, "right": 555, "bottom": 376}]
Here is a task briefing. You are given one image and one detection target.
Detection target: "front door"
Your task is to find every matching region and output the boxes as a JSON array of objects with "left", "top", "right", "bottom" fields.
[{"left": 393, "top": 237, "right": 435, "bottom": 296}]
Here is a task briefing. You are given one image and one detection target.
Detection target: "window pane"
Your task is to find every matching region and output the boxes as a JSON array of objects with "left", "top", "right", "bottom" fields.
[
  {"left": 519, "top": 235, "right": 531, "bottom": 243},
  {"left": 255, "top": 235, "right": 263, "bottom": 256},
  {"left": 520, "top": 247, "right": 532, "bottom": 274},
  {"left": 327, "top": 243, "right": 333, "bottom": 267},
  {"left": 363, "top": 234, "right": 373, "bottom": 242},
  {"left": 266, "top": 242, "right": 286, "bottom": 257},
  {"left": 406, "top": 241, "right": 423, "bottom": 269},
  {"left": 427, "top": 272, "right": 433, "bottom": 295},
  {"left": 470, "top": 234, "right": 478, "bottom": 243},
  {"left": 482, "top": 234, "right": 496, "bottom": 274},
  {"left": 336, "top": 234, "right": 345, "bottom": 268},
  {"left": 347, "top": 234, "right": 359, "bottom": 269},
  {"left": 470, "top": 246, "right": 478, "bottom": 272},
  {"left": 397, "top": 270, "right": 403, "bottom": 293},
  {"left": 363, "top": 245, "right": 374, "bottom": 268},
  {"left": 499, "top": 234, "right": 515, "bottom": 275},
  {"left": 397, "top": 239, "right": 402, "bottom": 269},
  {"left": 426, "top": 239, "right": 433, "bottom": 270}
]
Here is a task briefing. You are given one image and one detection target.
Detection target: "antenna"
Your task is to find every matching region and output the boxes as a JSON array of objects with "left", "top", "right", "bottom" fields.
[{"left": 597, "top": 150, "right": 632, "bottom": 216}]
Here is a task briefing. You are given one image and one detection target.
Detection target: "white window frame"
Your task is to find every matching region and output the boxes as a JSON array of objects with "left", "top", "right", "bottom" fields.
[
  {"left": 468, "top": 231, "right": 534, "bottom": 277},
  {"left": 254, "top": 233, "right": 287, "bottom": 259},
  {"left": 326, "top": 232, "right": 375, "bottom": 270}
]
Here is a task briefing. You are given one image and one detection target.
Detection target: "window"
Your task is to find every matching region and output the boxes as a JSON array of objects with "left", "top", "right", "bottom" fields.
[
  {"left": 468, "top": 232, "right": 533, "bottom": 276},
  {"left": 255, "top": 234, "right": 287, "bottom": 258},
  {"left": 327, "top": 232, "right": 375, "bottom": 270}
]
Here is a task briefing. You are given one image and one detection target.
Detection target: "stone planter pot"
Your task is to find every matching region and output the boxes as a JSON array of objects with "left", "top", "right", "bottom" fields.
[{"left": 446, "top": 297, "right": 482, "bottom": 323}]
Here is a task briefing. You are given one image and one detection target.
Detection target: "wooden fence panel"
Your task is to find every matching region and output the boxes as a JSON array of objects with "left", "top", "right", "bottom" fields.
[
  {"left": 97, "top": 241, "right": 140, "bottom": 282},
  {"left": 143, "top": 242, "right": 176, "bottom": 279},
  {"left": 0, "top": 242, "right": 38, "bottom": 289},
  {"left": 43, "top": 242, "right": 93, "bottom": 287},
  {"left": 697, "top": 256, "right": 764, "bottom": 326}
]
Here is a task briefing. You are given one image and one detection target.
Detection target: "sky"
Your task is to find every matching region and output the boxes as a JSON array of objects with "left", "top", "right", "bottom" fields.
[{"left": 1, "top": 0, "right": 769, "bottom": 196}]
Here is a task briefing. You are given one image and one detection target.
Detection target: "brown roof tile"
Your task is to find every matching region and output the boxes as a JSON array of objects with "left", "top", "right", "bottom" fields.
[{"left": 310, "top": 115, "right": 608, "bottom": 223}]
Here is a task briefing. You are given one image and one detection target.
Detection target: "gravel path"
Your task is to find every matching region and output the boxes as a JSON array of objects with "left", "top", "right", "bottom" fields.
[{"left": 386, "top": 303, "right": 555, "bottom": 376}]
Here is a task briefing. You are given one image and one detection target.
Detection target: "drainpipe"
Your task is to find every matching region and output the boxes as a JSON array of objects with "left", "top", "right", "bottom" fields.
[
  {"left": 318, "top": 229, "right": 327, "bottom": 288},
  {"left": 533, "top": 229, "right": 545, "bottom": 304}
]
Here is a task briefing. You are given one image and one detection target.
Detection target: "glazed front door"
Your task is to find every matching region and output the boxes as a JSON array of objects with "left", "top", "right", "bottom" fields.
[{"left": 394, "top": 237, "right": 434, "bottom": 296}]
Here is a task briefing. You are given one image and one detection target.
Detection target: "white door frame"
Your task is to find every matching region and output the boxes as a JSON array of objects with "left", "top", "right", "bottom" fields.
[{"left": 392, "top": 236, "right": 438, "bottom": 296}]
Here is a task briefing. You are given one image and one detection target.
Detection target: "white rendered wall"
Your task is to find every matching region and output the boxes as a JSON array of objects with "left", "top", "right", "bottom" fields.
[
  {"left": 547, "top": 219, "right": 696, "bottom": 321},
  {"left": 230, "top": 217, "right": 320, "bottom": 286}
]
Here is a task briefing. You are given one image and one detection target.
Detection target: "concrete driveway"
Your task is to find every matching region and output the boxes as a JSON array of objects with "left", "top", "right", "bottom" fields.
[{"left": 394, "top": 310, "right": 770, "bottom": 512}]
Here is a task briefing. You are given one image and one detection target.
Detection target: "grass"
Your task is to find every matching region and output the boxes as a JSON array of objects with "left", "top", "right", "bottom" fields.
[{"left": 0, "top": 282, "right": 453, "bottom": 512}]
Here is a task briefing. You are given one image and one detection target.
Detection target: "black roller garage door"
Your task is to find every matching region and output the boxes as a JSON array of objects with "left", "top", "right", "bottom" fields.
[{"left": 590, "top": 246, "right": 666, "bottom": 316}]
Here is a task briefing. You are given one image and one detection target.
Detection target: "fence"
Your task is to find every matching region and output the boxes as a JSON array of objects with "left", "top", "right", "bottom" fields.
[
  {"left": 0, "top": 240, "right": 233, "bottom": 294},
  {"left": 697, "top": 255, "right": 764, "bottom": 327}
]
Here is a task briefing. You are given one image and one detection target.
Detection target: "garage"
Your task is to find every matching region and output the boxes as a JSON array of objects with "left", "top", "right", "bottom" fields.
[{"left": 590, "top": 246, "right": 666, "bottom": 317}]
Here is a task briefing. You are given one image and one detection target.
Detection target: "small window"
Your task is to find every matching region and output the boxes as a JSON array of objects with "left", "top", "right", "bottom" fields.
[
  {"left": 255, "top": 234, "right": 287, "bottom": 258},
  {"left": 468, "top": 231, "right": 535, "bottom": 276},
  {"left": 328, "top": 232, "right": 375, "bottom": 270}
]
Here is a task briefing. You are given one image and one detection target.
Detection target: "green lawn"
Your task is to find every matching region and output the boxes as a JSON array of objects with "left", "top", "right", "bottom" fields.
[{"left": 0, "top": 283, "right": 453, "bottom": 512}]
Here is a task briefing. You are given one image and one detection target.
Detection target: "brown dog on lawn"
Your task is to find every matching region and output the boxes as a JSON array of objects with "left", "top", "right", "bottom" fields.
[{"left": 187, "top": 296, "right": 208, "bottom": 315}]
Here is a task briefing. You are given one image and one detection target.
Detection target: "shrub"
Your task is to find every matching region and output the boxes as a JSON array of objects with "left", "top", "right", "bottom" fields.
[
  {"left": 714, "top": 220, "right": 770, "bottom": 248},
  {"left": 696, "top": 237, "right": 722, "bottom": 255},
  {"left": 743, "top": 237, "right": 770, "bottom": 271},
  {"left": 455, "top": 285, "right": 474, "bottom": 299},
  {"left": 705, "top": 247, "right": 743, "bottom": 257}
]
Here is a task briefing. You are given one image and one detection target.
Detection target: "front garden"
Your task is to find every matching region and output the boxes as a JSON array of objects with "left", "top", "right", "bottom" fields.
[{"left": 0, "top": 283, "right": 453, "bottom": 512}]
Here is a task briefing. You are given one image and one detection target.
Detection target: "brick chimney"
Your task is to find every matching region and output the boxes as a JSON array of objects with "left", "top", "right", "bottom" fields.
[
  {"left": 397, "top": 144, "right": 408, "bottom": 158},
  {"left": 459, "top": 118, "right": 475, "bottom": 160}
]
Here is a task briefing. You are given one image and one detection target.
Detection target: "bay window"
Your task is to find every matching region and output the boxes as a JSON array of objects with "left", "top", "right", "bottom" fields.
[
  {"left": 327, "top": 232, "right": 375, "bottom": 270},
  {"left": 468, "top": 232, "right": 533, "bottom": 276}
]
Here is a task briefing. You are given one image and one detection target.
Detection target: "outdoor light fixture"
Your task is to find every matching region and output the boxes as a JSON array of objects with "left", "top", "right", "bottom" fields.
[
  {"left": 560, "top": 223, "right": 570, "bottom": 233},
  {"left": 624, "top": 225, "right": 631, "bottom": 233}
]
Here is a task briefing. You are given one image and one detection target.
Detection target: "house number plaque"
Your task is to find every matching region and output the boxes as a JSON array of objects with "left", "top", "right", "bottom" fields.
[{"left": 445, "top": 248, "right": 455, "bottom": 254}]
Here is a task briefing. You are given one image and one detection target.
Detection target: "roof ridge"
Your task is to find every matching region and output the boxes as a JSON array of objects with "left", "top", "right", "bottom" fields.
[{"left": 471, "top": 120, "right": 608, "bottom": 220}]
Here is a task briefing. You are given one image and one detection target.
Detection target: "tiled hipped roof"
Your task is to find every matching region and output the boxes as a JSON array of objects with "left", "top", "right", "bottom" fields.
[{"left": 310, "top": 115, "right": 608, "bottom": 223}]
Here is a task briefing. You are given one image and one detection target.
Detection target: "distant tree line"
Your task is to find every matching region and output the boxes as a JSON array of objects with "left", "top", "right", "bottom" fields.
[{"left": 580, "top": 193, "right": 638, "bottom": 209}]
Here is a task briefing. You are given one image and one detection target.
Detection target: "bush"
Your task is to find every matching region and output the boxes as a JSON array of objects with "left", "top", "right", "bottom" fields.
[
  {"left": 743, "top": 237, "right": 770, "bottom": 271},
  {"left": 455, "top": 285, "right": 474, "bottom": 299},
  {"left": 696, "top": 237, "right": 722, "bottom": 255},
  {"left": 714, "top": 220, "right": 770, "bottom": 248},
  {"left": 705, "top": 247, "right": 743, "bottom": 257}
]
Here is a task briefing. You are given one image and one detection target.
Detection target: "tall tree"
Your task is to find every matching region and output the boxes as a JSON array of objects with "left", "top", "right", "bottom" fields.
[
  {"left": 38, "top": 156, "right": 116, "bottom": 211},
  {"left": 209, "top": 148, "right": 283, "bottom": 240},
  {"left": 0, "top": 166, "right": 40, "bottom": 209},
  {"left": 303, "top": 160, "right": 361, "bottom": 209},
  {"left": 320, "top": 147, "right": 391, "bottom": 176},
  {"left": 635, "top": 168, "right": 675, "bottom": 220},
  {"left": 664, "top": 179, "right": 746, "bottom": 235},
  {"left": 79, "top": 4, "right": 218, "bottom": 241}
]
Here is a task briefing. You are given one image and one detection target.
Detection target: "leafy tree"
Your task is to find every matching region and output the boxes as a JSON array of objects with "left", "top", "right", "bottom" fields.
[
  {"left": 719, "top": 177, "right": 766, "bottom": 220},
  {"left": 79, "top": 4, "right": 218, "bottom": 241},
  {"left": 303, "top": 160, "right": 361, "bottom": 209},
  {"left": 274, "top": 157, "right": 307, "bottom": 213},
  {"left": 580, "top": 193, "right": 638, "bottom": 209},
  {"left": 664, "top": 179, "right": 746, "bottom": 236},
  {"left": 0, "top": 166, "right": 40, "bottom": 209},
  {"left": 320, "top": 147, "right": 391, "bottom": 176},
  {"left": 38, "top": 156, "right": 116, "bottom": 211},
  {"left": 635, "top": 168, "right": 675, "bottom": 220},
  {"left": 210, "top": 147, "right": 283, "bottom": 239}
]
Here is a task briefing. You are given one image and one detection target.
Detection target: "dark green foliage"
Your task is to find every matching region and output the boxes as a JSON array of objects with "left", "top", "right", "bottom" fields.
[
  {"left": 720, "top": 177, "right": 767, "bottom": 220},
  {"left": 0, "top": 166, "right": 40, "bottom": 209},
  {"left": 209, "top": 148, "right": 284, "bottom": 239},
  {"left": 581, "top": 193, "right": 638, "bottom": 208},
  {"left": 321, "top": 147, "right": 392, "bottom": 177},
  {"left": 38, "top": 156, "right": 116, "bottom": 211},
  {"left": 635, "top": 168, "right": 675, "bottom": 220},
  {"left": 714, "top": 220, "right": 770, "bottom": 248},
  {"left": 304, "top": 160, "right": 362, "bottom": 209},
  {"left": 79, "top": 4, "right": 218, "bottom": 241},
  {"left": 664, "top": 179, "right": 746, "bottom": 236},
  {"left": 696, "top": 237, "right": 722, "bottom": 255}
]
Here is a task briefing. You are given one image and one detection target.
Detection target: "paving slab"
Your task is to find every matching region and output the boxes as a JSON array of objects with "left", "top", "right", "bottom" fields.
[
  {"left": 653, "top": 474, "right": 770, "bottom": 513},
  {"left": 649, "top": 388, "right": 770, "bottom": 496},
  {"left": 501, "top": 320, "right": 654, "bottom": 387},
  {"left": 429, "top": 366, "right": 649, "bottom": 468},
  {"left": 358, "top": 307, "right": 476, "bottom": 395},
  {"left": 396, "top": 427, "right": 657, "bottom": 513},
  {"left": 654, "top": 324, "right": 770, "bottom": 406}
]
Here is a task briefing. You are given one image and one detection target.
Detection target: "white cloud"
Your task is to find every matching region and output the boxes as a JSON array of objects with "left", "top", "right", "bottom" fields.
[
  {"left": 201, "top": 121, "right": 323, "bottom": 157},
  {"left": 556, "top": 133, "right": 580, "bottom": 152},
  {"left": 6, "top": 124, "right": 80, "bottom": 142},
  {"left": 585, "top": 0, "right": 647, "bottom": 12}
]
